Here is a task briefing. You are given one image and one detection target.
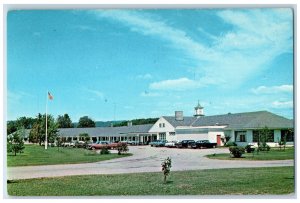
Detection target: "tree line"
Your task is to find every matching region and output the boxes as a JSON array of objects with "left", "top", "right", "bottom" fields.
[
  {"left": 8, "top": 114, "right": 159, "bottom": 135},
  {"left": 7, "top": 114, "right": 97, "bottom": 135}
]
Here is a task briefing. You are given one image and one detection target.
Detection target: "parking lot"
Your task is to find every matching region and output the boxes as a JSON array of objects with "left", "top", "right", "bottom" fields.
[{"left": 7, "top": 145, "right": 293, "bottom": 180}]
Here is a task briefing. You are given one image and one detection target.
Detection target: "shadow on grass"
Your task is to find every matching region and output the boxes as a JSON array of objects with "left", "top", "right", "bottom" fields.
[
  {"left": 163, "top": 180, "right": 174, "bottom": 184},
  {"left": 7, "top": 180, "right": 19, "bottom": 184}
]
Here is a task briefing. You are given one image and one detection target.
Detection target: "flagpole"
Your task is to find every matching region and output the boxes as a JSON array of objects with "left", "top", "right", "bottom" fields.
[{"left": 45, "top": 91, "right": 48, "bottom": 150}]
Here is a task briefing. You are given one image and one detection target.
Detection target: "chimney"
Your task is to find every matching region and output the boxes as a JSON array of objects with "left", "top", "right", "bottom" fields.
[
  {"left": 175, "top": 111, "right": 184, "bottom": 121},
  {"left": 127, "top": 121, "right": 132, "bottom": 127}
]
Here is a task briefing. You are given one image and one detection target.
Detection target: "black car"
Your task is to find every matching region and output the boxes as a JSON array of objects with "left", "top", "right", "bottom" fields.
[
  {"left": 175, "top": 140, "right": 195, "bottom": 148},
  {"left": 192, "top": 140, "right": 217, "bottom": 149}
]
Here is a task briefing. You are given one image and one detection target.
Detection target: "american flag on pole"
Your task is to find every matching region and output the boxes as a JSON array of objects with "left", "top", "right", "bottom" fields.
[{"left": 48, "top": 92, "right": 53, "bottom": 100}]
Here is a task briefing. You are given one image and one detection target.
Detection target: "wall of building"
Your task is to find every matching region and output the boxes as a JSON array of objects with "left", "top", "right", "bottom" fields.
[
  {"left": 149, "top": 117, "right": 175, "bottom": 141},
  {"left": 208, "top": 131, "right": 225, "bottom": 145},
  {"left": 176, "top": 133, "right": 209, "bottom": 141}
]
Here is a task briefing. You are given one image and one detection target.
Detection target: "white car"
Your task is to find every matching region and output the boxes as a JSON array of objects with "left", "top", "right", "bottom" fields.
[{"left": 165, "top": 141, "right": 178, "bottom": 148}]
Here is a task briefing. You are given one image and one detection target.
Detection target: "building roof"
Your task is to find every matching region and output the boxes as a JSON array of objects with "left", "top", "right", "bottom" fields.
[
  {"left": 190, "top": 111, "right": 293, "bottom": 129},
  {"left": 58, "top": 124, "right": 153, "bottom": 137},
  {"left": 162, "top": 116, "right": 197, "bottom": 128}
]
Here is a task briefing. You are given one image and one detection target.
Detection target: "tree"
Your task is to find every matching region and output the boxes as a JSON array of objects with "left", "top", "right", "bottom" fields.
[
  {"left": 16, "top": 116, "right": 36, "bottom": 129},
  {"left": 7, "top": 130, "right": 25, "bottom": 156},
  {"left": 7, "top": 121, "right": 18, "bottom": 135},
  {"left": 29, "top": 113, "right": 58, "bottom": 146},
  {"left": 7, "top": 117, "right": 36, "bottom": 135},
  {"left": 56, "top": 136, "right": 63, "bottom": 151},
  {"left": 161, "top": 157, "right": 172, "bottom": 183},
  {"left": 79, "top": 133, "right": 90, "bottom": 148},
  {"left": 77, "top": 116, "right": 96, "bottom": 128},
  {"left": 57, "top": 114, "right": 73, "bottom": 128}
]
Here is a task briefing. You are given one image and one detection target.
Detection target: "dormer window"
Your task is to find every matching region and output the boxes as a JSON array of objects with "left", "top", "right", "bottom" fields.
[{"left": 159, "top": 123, "right": 165, "bottom": 128}]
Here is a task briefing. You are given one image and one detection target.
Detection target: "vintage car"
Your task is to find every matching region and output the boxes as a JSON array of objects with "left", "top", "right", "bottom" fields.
[
  {"left": 164, "top": 140, "right": 178, "bottom": 148},
  {"left": 175, "top": 140, "right": 195, "bottom": 148},
  {"left": 191, "top": 140, "right": 217, "bottom": 149}
]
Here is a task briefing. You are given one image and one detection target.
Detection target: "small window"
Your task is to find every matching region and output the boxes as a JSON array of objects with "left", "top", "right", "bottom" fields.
[
  {"left": 159, "top": 123, "right": 165, "bottom": 128},
  {"left": 169, "top": 132, "right": 175, "bottom": 136}
]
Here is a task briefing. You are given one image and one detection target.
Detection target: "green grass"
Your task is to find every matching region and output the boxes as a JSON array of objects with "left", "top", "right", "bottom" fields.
[
  {"left": 7, "top": 166, "right": 294, "bottom": 196},
  {"left": 206, "top": 147, "right": 294, "bottom": 160},
  {"left": 7, "top": 144, "right": 131, "bottom": 167}
]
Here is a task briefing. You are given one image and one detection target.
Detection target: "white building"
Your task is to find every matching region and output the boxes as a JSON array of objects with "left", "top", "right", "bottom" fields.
[{"left": 149, "top": 102, "right": 294, "bottom": 147}]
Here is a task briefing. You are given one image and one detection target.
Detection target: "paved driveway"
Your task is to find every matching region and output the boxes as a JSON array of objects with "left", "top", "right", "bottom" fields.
[{"left": 7, "top": 146, "right": 293, "bottom": 180}]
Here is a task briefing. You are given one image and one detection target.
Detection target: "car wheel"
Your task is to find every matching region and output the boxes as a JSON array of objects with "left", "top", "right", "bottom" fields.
[{"left": 213, "top": 145, "right": 216, "bottom": 148}]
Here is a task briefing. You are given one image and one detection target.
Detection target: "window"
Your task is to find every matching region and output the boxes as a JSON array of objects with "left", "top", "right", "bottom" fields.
[
  {"left": 159, "top": 133, "right": 166, "bottom": 140},
  {"left": 169, "top": 132, "right": 175, "bottom": 136},
  {"left": 252, "top": 130, "right": 274, "bottom": 142},
  {"left": 159, "top": 123, "right": 165, "bottom": 128},
  {"left": 235, "top": 131, "right": 246, "bottom": 142},
  {"left": 281, "top": 130, "right": 294, "bottom": 142}
]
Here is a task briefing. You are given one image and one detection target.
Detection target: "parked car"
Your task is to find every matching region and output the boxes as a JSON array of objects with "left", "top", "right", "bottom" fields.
[
  {"left": 165, "top": 140, "right": 178, "bottom": 148},
  {"left": 175, "top": 140, "right": 195, "bottom": 148},
  {"left": 245, "top": 144, "right": 256, "bottom": 153},
  {"left": 127, "top": 140, "right": 139, "bottom": 145},
  {"left": 149, "top": 140, "right": 159, "bottom": 147},
  {"left": 152, "top": 140, "right": 168, "bottom": 147},
  {"left": 75, "top": 141, "right": 86, "bottom": 148},
  {"left": 62, "top": 142, "right": 75, "bottom": 147},
  {"left": 192, "top": 140, "right": 217, "bottom": 149},
  {"left": 88, "top": 141, "right": 122, "bottom": 150},
  {"left": 88, "top": 141, "right": 109, "bottom": 150}
]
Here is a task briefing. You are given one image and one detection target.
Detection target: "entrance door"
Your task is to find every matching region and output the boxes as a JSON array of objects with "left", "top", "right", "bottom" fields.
[{"left": 217, "top": 135, "right": 221, "bottom": 146}]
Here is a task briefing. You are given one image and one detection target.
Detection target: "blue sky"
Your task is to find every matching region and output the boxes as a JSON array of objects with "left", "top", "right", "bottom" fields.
[{"left": 7, "top": 8, "right": 294, "bottom": 122}]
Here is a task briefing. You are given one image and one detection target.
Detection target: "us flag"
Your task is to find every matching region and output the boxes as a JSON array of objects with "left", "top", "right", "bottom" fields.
[{"left": 48, "top": 92, "right": 53, "bottom": 100}]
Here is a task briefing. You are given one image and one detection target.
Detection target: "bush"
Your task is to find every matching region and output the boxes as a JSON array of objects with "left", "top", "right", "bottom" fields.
[
  {"left": 258, "top": 143, "right": 270, "bottom": 151},
  {"left": 245, "top": 144, "right": 255, "bottom": 153},
  {"left": 100, "top": 146, "right": 110, "bottom": 155},
  {"left": 225, "top": 142, "right": 237, "bottom": 147},
  {"left": 229, "top": 146, "right": 245, "bottom": 158},
  {"left": 117, "top": 142, "right": 129, "bottom": 155}
]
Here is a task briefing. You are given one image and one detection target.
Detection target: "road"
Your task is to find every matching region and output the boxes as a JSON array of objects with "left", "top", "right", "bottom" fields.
[{"left": 7, "top": 146, "right": 294, "bottom": 180}]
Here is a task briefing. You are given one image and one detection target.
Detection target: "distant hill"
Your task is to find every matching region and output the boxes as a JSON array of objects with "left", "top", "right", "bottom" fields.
[
  {"left": 73, "top": 120, "right": 125, "bottom": 128},
  {"left": 113, "top": 118, "right": 159, "bottom": 127}
]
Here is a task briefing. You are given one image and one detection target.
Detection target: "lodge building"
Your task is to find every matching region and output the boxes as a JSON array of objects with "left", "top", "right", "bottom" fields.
[{"left": 56, "top": 102, "right": 294, "bottom": 147}]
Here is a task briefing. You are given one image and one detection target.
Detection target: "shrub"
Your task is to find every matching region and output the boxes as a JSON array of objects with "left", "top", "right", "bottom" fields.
[
  {"left": 225, "top": 141, "right": 237, "bottom": 147},
  {"left": 116, "top": 142, "right": 129, "bottom": 155},
  {"left": 229, "top": 146, "right": 245, "bottom": 158},
  {"left": 161, "top": 157, "right": 172, "bottom": 183},
  {"left": 245, "top": 145, "right": 255, "bottom": 153},
  {"left": 258, "top": 143, "right": 270, "bottom": 151},
  {"left": 100, "top": 146, "right": 110, "bottom": 155}
]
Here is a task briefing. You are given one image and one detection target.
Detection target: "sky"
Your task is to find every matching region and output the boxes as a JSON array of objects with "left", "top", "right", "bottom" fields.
[{"left": 7, "top": 8, "right": 294, "bottom": 122}]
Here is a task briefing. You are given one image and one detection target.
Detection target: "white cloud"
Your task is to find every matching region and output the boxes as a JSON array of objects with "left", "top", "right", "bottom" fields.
[
  {"left": 136, "top": 73, "right": 152, "bottom": 80},
  {"left": 92, "top": 9, "right": 293, "bottom": 89},
  {"left": 8, "top": 90, "right": 34, "bottom": 103},
  {"left": 149, "top": 77, "right": 200, "bottom": 91},
  {"left": 272, "top": 101, "right": 293, "bottom": 109},
  {"left": 84, "top": 88, "right": 104, "bottom": 98},
  {"left": 251, "top": 85, "right": 293, "bottom": 94}
]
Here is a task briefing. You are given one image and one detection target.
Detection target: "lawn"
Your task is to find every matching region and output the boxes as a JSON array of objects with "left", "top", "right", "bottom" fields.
[
  {"left": 206, "top": 147, "right": 294, "bottom": 160},
  {"left": 7, "top": 166, "right": 294, "bottom": 196},
  {"left": 7, "top": 144, "right": 131, "bottom": 167}
]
